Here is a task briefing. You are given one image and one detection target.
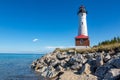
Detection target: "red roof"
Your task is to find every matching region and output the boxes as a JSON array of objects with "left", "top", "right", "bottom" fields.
[{"left": 75, "top": 35, "right": 88, "bottom": 39}]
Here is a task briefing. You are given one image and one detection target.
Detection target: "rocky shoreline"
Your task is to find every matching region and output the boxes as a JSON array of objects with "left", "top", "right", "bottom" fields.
[{"left": 31, "top": 48, "right": 120, "bottom": 80}]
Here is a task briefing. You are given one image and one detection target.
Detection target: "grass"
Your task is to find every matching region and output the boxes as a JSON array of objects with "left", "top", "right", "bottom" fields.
[
  {"left": 92, "top": 43, "right": 120, "bottom": 52},
  {"left": 54, "top": 43, "right": 120, "bottom": 54}
]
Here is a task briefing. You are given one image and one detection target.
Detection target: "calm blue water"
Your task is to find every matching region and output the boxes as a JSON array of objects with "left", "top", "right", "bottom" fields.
[{"left": 0, "top": 53, "right": 45, "bottom": 80}]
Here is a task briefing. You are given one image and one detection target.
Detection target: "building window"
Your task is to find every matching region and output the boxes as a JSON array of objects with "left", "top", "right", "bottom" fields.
[{"left": 80, "top": 39, "right": 84, "bottom": 44}]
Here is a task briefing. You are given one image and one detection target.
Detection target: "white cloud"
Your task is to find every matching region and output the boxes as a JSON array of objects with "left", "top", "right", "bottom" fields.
[{"left": 33, "top": 38, "right": 39, "bottom": 42}]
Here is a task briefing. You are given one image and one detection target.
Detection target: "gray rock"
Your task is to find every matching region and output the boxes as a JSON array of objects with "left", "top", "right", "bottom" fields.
[
  {"left": 86, "top": 53, "right": 95, "bottom": 59},
  {"left": 68, "top": 57, "right": 76, "bottom": 65},
  {"left": 60, "top": 60, "right": 67, "bottom": 68},
  {"left": 75, "top": 54, "right": 84, "bottom": 63},
  {"left": 68, "top": 50, "right": 75, "bottom": 53},
  {"left": 69, "top": 54, "right": 87, "bottom": 64},
  {"left": 62, "top": 51, "right": 67, "bottom": 55},
  {"left": 44, "top": 57, "right": 51, "bottom": 65},
  {"left": 31, "top": 62, "right": 37, "bottom": 69},
  {"left": 82, "top": 58, "right": 88, "bottom": 64},
  {"left": 88, "top": 60, "right": 97, "bottom": 73},
  {"left": 41, "top": 66, "right": 58, "bottom": 78},
  {"left": 104, "top": 69, "right": 120, "bottom": 80},
  {"left": 82, "top": 54, "right": 86, "bottom": 57},
  {"left": 107, "top": 57, "right": 116, "bottom": 65},
  {"left": 117, "top": 52, "right": 120, "bottom": 57},
  {"left": 51, "top": 60, "right": 60, "bottom": 68},
  {"left": 79, "top": 63, "right": 91, "bottom": 75},
  {"left": 36, "top": 66, "right": 47, "bottom": 73},
  {"left": 96, "top": 53, "right": 104, "bottom": 67},
  {"left": 95, "top": 66, "right": 109, "bottom": 78},
  {"left": 31, "top": 47, "right": 120, "bottom": 80},
  {"left": 71, "top": 62, "right": 82, "bottom": 70},
  {"left": 55, "top": 65, "right": 64, "bottom": 71},
  {"left": 64, "top": 57, "right": 70, "bottom": 62},
  {"left": 104, "top": 53, "right": 111, "bottom": 62},
  {"left": 79, "top": 54, "right": 87, "bottom": 64},
  {"left": 109, "top": 50, "right": 115, "bottom": 55},
  {"left": 56, "top": 53, "right": 67, "bottom": 60},
  {"left": 41, "top": 70, "right": 58, "bottom": 78},
  {"left": 115, "top": 47, "right": 120, "bottom": 53},
  {"left": 112, "top": 55, "right": 118, "bottom": 59},
  {"left": 103, "top": 62, "right": 115, "bottom": 70},
  {"left": 111, "top": 58, "right": 120, "bottom": 68}
]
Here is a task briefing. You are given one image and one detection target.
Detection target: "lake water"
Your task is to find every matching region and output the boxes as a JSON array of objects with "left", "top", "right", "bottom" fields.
[{"left": 0, "top": 53, "right": 45, "bottom": 80}]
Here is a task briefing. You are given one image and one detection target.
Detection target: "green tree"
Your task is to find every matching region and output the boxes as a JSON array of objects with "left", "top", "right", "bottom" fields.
[{"left": 97, "top": 36, "right": 120, "bottom": 46}]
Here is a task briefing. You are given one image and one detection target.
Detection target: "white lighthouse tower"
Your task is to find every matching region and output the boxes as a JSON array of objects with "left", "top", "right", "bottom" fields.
[
  {"left": 75, "top": 5, "right": 90, "bottom": 46},
  {"left": 78, "top": 6, "right": 88, "bottom": 36}
]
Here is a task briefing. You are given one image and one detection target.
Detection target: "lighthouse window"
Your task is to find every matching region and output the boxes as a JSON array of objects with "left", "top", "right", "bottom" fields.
[{"left": 81, "top": 22, "right": 83, "bottom": 25}]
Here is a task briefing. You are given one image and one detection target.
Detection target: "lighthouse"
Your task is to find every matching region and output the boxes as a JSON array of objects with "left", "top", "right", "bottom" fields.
[{"left": 75, "top": 5, "right": 90, "bottom": 47}]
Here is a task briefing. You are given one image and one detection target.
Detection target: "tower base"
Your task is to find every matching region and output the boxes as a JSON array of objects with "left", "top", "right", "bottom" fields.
[
  {"left": 75, "top": 35, "right": 90, "bottom": 46},
  {"left": 75, "top": 46, "right": 90, "bottom": 49}
]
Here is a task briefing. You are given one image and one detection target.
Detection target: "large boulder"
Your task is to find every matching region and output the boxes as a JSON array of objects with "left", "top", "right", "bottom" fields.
[
  {"left": 109, "top": 49, "right": 115, "bottom": 55},
  {"left": 41, "top": 66, "right": 58, "bottom": 78},
  {"left": 79, "top": 63, "right": 91, "bottom": 75},
  {"left": 60, "top": 60, "right": 67, "bottom": 68},
  {"left": 44, "top": 57, "right": 51, "bottom": 65},
  {"left": 111, "top": 58, "right": 120, "bottom": 68},
  {"left": 96, "top": 53, "right": 104, "bottom": 67},
  {"left": 104, "top": 69, "right": 120, "bottom": 80},
  {"left": 56, "top": 53, "right": 67, "bottom": 60},
  {"left": 31, "top": 62, "right": 37, "bottom": 69},
  {"left": 95, "top": 66, "right": 110, "bottom": 79},
  {"left": 76, "top": 54, "right": 87, "bottom": 64},
  {"left": 117, "top": 52, "right": 120, "bottom": 57},
  {"left": 35, "top": 66, "right": 47, "bottom": 73},
  {"left": 64, "top": 57, "right": 70, "bottom": 62},
  {"left": 114, "top": 47, "right": 120, "bottom": 53},
  {"left": 55, "top": 65, "right": 64, "bottom": 71},
  {"left": 103, "top": 53, "right": 111, "bottom": 62},
  {"left": 49, "top": 58, "right": 60, "bottom": 68},
  {"left": 71, "top": 62, "right": 82, "bottom": 70},
  {"left": 86, "top": 53, "right": 95, "bottom": 59},
  {"left": 68, "top": 54, "right": 87, "bottom": 65},
  {"left": 88, "top": 59, "right": 97, "bottom": 74},
  {"left": 68, "top": 57, "right": 76, "bottom": 65}
]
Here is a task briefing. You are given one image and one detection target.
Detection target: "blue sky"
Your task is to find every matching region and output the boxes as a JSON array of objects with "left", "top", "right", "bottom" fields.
[{"left": 0, "top": 0, "right": 120, "bottom": 53}]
